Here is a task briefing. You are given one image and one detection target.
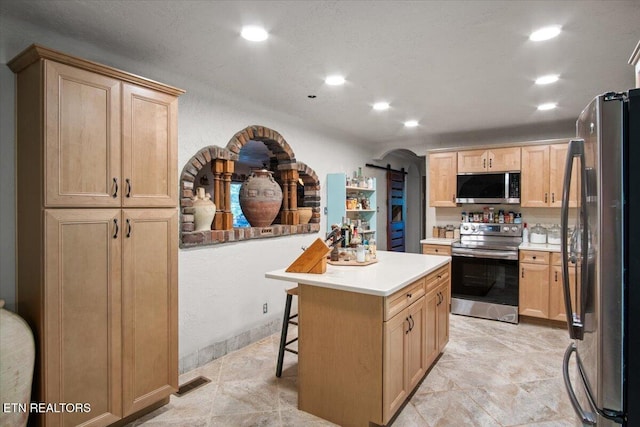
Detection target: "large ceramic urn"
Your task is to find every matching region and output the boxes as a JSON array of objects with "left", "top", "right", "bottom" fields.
[
  {"left": 0, "top": 300, "right": 35, "bottom": 427},
  {"left": 239, "top": 169, "right": 283, "bottom": 227}
]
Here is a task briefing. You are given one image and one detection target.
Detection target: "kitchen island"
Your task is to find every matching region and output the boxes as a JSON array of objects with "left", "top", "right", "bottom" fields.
[{"left": 265, "top": 251, "right": 451, "bottom": 427}]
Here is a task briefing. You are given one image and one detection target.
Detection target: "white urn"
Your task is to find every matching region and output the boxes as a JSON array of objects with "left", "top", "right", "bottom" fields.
[{"left": 193, "top": 187, "right": 216, "bottom": 231}]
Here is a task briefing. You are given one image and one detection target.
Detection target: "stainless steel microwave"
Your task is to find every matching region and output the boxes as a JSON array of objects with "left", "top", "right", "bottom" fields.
[{"left": 455, "top": 172, "right": 520, "bottom": 204}]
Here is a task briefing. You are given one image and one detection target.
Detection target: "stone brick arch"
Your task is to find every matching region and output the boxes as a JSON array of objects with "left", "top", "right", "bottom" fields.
[
  {"left": 225, "top": 125, "right": 296, "bottom": 164},
  {"left": 179, "top": 126, "right": 321, "bottom": 247}
]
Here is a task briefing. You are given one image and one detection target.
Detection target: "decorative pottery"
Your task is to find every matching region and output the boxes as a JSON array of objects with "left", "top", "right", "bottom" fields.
[
  {"left": 239, "top": 169, "right": 283, "bottom": 227},
  {"left": 0, "top": 299, "right": 35, "bottom": 427},
  {"left": 298, "top": 207, "right": 313, "bottom": 224},
  {"left": 192, "top": 187, "right": 216, "bottom": 231}
]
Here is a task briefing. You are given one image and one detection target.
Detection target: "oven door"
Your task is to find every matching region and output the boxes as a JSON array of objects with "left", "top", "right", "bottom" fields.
[{"left": 451, "top": 249, "right": 520, "bottom": 323}]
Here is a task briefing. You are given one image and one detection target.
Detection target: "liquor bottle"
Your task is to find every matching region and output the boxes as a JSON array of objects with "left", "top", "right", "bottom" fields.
[{"left": 341, "top": 217, "right": 351, "bottom": 248}]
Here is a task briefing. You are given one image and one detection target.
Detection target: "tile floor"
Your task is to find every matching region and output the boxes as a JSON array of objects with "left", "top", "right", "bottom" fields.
[{"left": 127, "top": 315, "right": 579, "bottom": 427}]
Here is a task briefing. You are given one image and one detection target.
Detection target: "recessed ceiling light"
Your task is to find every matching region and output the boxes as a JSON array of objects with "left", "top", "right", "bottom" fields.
[
  {"left": 241, "top": 26, "right": 268, "bottom": 42},
  {"left": 535, "top": 74, "right": 560, "bottom": 85},
  {"left": 529, "top": 25, "right": 562, "bottom": 41},
  {"left": 404, "top": 120, "right": 419, "bottom": 127},
  {"left": 373, "top": 102, "right": 390, "bottom": 111},
  {"left": 325, "top": 75, "right": 346, "bottom": 86},
  {"left": 537, "top": 103, "right": 557, "bottom": 111}
]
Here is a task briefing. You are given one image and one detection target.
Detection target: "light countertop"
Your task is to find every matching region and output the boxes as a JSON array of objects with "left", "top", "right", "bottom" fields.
[
  {"left": 420, "top": 238, "right": 458, "bottom": 246},
  {"left": 265, "top": 250, "right": 450, "bottom": 297},
  {"left": 519, "top": 242, "right": 562, "bottom": 252}
]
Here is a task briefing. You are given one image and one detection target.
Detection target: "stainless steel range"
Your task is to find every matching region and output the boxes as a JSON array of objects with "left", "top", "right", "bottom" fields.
[{"left": 451, "top": 222, "right": 522, "bottom": 323}]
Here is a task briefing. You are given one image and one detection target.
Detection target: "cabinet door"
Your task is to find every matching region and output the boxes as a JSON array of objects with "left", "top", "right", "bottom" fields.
[
  {"left": 45, "top": 61, "right": 121, "bottom": 207},
  {"left": 407, "top": 297, "right": 427, "bottom": 390},
  {"left": 521, "top": 145, "right": 550, "bottom": 207},
  {"left": 549, "top": 143, "right": 577, "bottom": 208},
  {"left": 122, "top": 84, "right": 178, "bottom": 207},
  {"left": 122, "top": 209, "right": 178, "bottom": 416},
  {"left": 549, "top": 262, "right": 577, "bottom": 322},
  {"left": 457, "top": 149, "right": 487, "bottom": 173},
  {"left": 519, "top": 262, "right": 550, "bottom": 318},
  {"left": 429, "top": 152, "right": 457, "bottom": 207},
  {"left": 488, "top": 147, "right": 521, "bottom": 171},
  {"left": 44, "top": 209, "right": 122, "bottom": 426},
  {"left": 383, "top": 311, "right": 409, "bottom": 423},
  {"left": 436, "top": 283, "right": 449, "bottom": 352},
  {"left": 424, "top": 288, "right": 439, "bottom": 368}
]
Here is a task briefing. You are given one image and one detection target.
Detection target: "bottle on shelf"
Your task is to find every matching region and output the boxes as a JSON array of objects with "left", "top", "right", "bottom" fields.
[
  {"left": 369, "top": 238, "right": 377, "bottom": 259},
  {"left": 522, "top": 223, "right": 529, "bottom": 243}
]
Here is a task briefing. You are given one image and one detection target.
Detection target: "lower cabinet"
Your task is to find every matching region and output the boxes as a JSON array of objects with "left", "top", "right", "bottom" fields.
[
  {"left": 519, "top": 250, "right": 575, "bottom": 321},
  {"left": 383, "top": 265, "right": 449, "bottom": 424},
  {"left": 40, "top": 208, "right": 178, "bottom": 426},
  {"left": 298, "top": 263, "right": 451, "bottom": 427},
  {"left": 421, "top": 243, "right": 452, "bottom": 256},
  {"left": 383, "top": 296, "right": 426, "bottom": 420}
]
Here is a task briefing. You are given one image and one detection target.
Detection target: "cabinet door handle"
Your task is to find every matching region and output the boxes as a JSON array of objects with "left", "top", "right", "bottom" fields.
[
  {"left": 555, "top": 271, "right": 558, "bottom": 281},
  {"left": 452, "top": 194, "right": 455, "bottom": 202},
  {"left": 437, "top": 274, "right": 442, "bottom": 279},
  {"left": 125, "top": 178, "right": 132, "bottom": 198},
  {"left": 489, "top": 158, "right": 492, "bottom": 168},
  {"left": 113, "top": 178, "right": 118, "bottom": 198},
  {"left": 405, "top": 317, "right": 410, "bottom": 334},
  {"left": 113, "top": 219, "right": 119, "bottom": 239},
  {"left": 532, "top": 256, "right": 537, "bottom": 260},
  {"left": 545, "top": 192, "right": 548, "bottom": 203},
  {"left": 521, "top": 268, "right": 525, "bottom": 278},
  {"left": 552, "top": 193, "right": 555, "bottom": 203},
  {"left": 408, "top": 315, "right": 414, "bottom": 331},
  {"left": 483, "top": 158, "right": 486, "bottom": 169},
  {"left": 126, "top": 218, "right": 132, "bottom": 238},
  {"left": 407, "top": 293, "right": 412, "bottom": 299}
]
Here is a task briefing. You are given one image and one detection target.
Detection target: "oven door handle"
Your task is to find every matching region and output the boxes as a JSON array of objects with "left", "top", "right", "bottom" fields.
[{"left": 452, "top": 248, "right": 518, "bottom": 260}]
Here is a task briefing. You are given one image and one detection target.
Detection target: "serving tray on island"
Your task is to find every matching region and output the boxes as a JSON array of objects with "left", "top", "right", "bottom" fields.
[{"left": 327, "top": 258, "right": 378, "bottom": 266}]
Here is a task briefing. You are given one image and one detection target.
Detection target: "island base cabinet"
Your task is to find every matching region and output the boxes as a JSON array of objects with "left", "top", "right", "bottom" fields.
[
  {"left": 297, "top": 264, "right": 450, "bottom": 427},
  {"left": 298, "top": 285, "right": 384, "bottom": 427}
]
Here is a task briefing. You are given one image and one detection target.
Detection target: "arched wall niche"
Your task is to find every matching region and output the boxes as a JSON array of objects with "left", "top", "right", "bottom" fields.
[{"left": 180, "top": 125, "right": 321, "bottom": 247}]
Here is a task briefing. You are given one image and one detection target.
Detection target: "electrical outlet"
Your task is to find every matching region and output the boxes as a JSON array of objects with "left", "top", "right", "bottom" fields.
[{"left": 263, "top": 303, "right": 268, "bottom": 314}]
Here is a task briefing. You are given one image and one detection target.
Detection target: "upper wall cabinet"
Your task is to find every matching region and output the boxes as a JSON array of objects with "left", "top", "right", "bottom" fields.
[
  {"left": 39, "top": 53, "right": 179, "bottom": 207},
  {"left": 457, "top": 147, "right": 521, "bottom": 173},
  {"left": 428, "top": 152, "right": 457, "bottom": 207},
  {"left": 521, "top": 142, "right": 575, "bottom": 207}
]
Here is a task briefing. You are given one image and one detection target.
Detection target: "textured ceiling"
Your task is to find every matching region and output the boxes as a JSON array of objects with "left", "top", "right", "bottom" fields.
[{"left": 2, "top": 0, "right": 639, "bottom": 149}]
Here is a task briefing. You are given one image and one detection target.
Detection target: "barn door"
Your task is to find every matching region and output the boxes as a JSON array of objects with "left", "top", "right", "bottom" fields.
[{"left": 387, "top": 169, "right": 406, "bottom": 252}]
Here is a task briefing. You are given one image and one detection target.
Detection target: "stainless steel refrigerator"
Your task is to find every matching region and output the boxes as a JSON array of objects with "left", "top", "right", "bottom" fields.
[{"left": 561, "top": 88, "right": 639, "bottom": 426}]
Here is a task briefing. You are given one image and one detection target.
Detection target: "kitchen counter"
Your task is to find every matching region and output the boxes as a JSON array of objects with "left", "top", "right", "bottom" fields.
[
  {"left": 420, "top": 238, "right": 458, "bottom": 245},
  {"left": 519, "top": 242, "right": 561, "bottom": 252},
  {"left": 265, "top": 250, "right": 450, "bottom": 296},
  {"left": 266, "top": 250, "right": 451, "bottom": 427}
]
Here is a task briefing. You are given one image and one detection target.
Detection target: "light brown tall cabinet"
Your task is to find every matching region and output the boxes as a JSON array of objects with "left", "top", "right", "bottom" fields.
[{"left": 8, "top": 44, "right": 184, "bottom": 427}]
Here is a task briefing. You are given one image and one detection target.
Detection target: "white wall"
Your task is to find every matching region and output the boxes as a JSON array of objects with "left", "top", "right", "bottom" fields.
[{"left": 0, "top": 16, "right": 372, "bottom": 371}]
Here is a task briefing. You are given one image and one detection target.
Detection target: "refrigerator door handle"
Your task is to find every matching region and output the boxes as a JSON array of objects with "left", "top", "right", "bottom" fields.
[
  {"left": 563, "top": 343, "right": 597, "bottom": 425},
  {"left": 561, "top": 138, "right": 586, "bottom": 340}
]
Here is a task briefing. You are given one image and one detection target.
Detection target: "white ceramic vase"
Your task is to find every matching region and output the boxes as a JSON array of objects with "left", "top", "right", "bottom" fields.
[
  {"left": 0, "top": 299, "right": 35, "bottom": 427},
  {"left": 193, "top": 187, "right": 216, "bottom": 232}
]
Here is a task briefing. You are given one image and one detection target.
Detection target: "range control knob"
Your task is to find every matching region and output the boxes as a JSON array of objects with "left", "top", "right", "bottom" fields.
[
  {"left": 469, "top": 224, "right": 476, "bottom": 231},
  {"left": 503, "top": 226, "right": 510, "bottom": 232},
  {"left": 511, "top": 226, "right": 518, "bottom": 232},
  {"left": 462, "top": 225, "right": 469, "bottom": 231}
]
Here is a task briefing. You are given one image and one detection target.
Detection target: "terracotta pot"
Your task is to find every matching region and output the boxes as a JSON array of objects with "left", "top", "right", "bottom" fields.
[
  {"left": 239, "top": 169, "right": 283, "bottom": 227},
  {"left": 298, "top": 207, "right": 313, "bottom": 224},
  {"left": 0, "top": 300, "right": 35, "bottom": 427},
  {"left": 192, "top": 187, "right": 216, "bottom": 231}
]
